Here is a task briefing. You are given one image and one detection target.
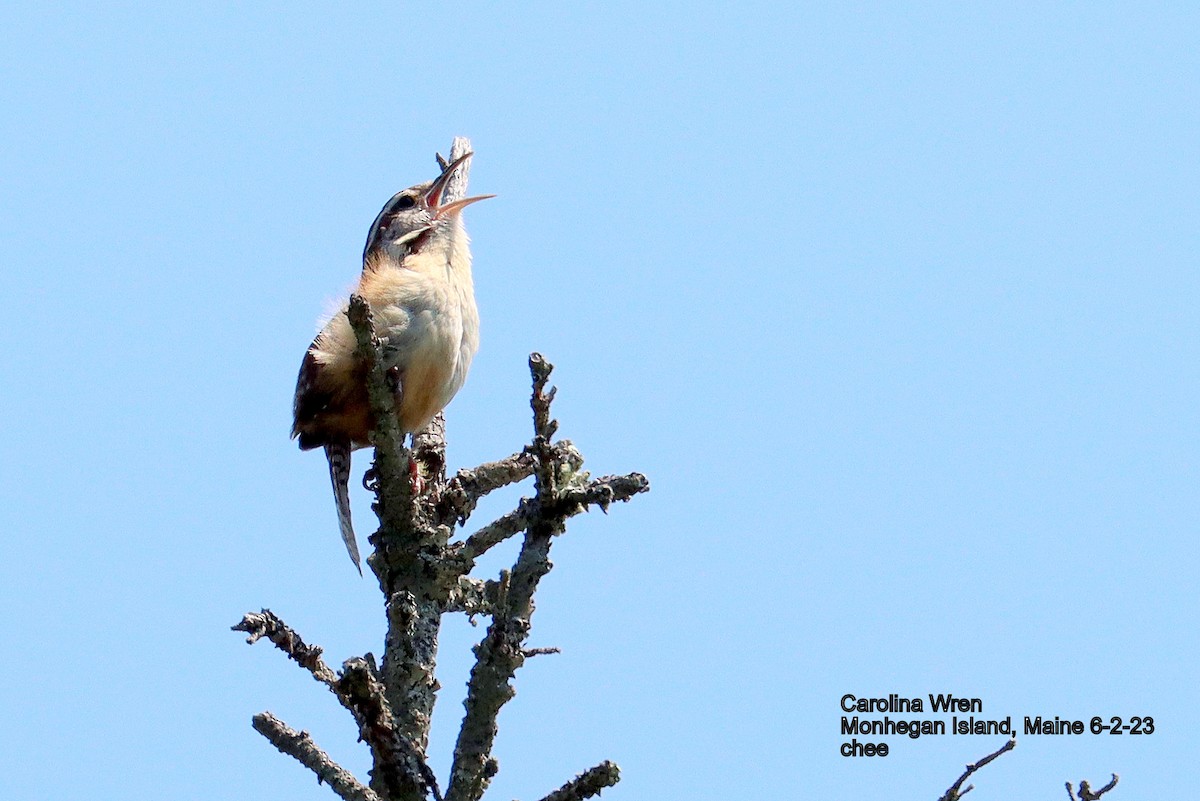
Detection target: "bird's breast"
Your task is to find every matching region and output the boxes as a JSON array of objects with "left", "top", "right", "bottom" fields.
[
  {"left": 362, "top": 259, "right": 478, "bottom": 434},
  {"left": 386, "top": 310, "right": 461, "bottom": 433}
]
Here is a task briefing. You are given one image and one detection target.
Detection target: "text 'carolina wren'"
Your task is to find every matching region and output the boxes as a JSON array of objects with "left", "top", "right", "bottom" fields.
[{"left": 291, "top": 152, "right": 492, "bottom": 573}]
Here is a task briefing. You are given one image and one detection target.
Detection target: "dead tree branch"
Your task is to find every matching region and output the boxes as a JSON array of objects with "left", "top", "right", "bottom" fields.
[
  {"left": 438, "top": 451, "right": 536, "bottom": 524},
  {"left": 458, "top": 503, "right": 536, "bottom": 562},
  {"left": 1067, "top": 774, "right": 1119, "bottom": 801},
  {"left": 336, "top": 658, "right": 441, "bottom": 801},
  {"left": 233, "top": 609, "right": 340, "bottom": 688},
  {"left": 534, "top": 761, "right": 620, "bottom": 801},
  {"left": 937, "top": 738, "right": 1016, "bottom": 801},
  {"left": 252, "top": 712, "right": 381, "bottom": 801},
  {"left": 935, "top": 739, "right": 1118, "bottom": 801}
]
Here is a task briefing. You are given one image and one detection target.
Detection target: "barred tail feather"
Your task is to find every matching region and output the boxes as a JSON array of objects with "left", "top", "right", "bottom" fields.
[{"left": 325, "top": 441, "right": 362, "bottom": 574}]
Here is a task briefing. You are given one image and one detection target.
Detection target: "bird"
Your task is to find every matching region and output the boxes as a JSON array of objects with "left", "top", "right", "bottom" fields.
[{"left": 291, "top": 152, "right": 492, "bottom": 573}]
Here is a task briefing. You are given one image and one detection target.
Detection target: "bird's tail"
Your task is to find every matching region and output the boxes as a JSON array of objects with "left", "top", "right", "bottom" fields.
[{"left": 325, "top": 441, "right": 362, "bottom": 574}]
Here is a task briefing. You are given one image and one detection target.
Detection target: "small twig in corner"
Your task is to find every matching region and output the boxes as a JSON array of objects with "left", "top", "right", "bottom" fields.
[
  {"left": 1067, "top": 774, "right": 1119, "bottom": 801},
  {"left": 253, "top": 712, "right": 381, "bottom": 801},
  {"left": 535, "top": 761, "right": 621, "bottom": 801},
  {"left": 937, "top": 738, "right": 1016, "bottom": 801},
  {"left": 523, "top": 647, "right": 561, "bottom": 658}
]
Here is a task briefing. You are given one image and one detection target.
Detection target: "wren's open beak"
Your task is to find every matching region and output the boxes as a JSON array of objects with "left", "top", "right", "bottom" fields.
[
  {"left": 423, "top": 152, "right": 495, "bottom": 217},
  {"left": 436, "top": 194, "right": 495, "bottom": 218}
]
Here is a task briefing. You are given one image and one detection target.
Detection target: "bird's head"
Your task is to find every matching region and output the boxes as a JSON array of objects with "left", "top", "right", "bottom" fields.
[{"left": 362, "top": 152, "right": 493, "bottom": 264}]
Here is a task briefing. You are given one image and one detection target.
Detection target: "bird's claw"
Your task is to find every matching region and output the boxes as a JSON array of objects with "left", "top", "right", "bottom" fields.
[
  {"left": 409, "top": 458, "right": 426, "bottom": 497},
  {"left": 363, "top": 467, "right": 380, "bottom": 492},
  {"left": 386, "top": 366, "right": 403, "bottom": 395}
]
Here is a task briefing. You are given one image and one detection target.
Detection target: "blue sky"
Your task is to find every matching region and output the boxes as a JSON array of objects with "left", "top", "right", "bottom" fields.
[{"left": 1, "top": 3, "right": 1195, "bottom": 799}]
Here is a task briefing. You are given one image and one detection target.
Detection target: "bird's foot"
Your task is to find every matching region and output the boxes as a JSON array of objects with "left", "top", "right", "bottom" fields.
[
  {"left": 386, "top": 366, "right": 403, "bottom": 396},
  {"left": 409, "top": 457, "right": 426, "bottom": 497},
  {"left": 363, "top": 467, "right": 379, "bottom": 492}
]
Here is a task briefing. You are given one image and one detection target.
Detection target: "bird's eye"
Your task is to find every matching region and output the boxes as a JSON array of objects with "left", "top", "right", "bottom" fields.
[{"left": 394, "top": 195, "right": 416, "bottom": 210}]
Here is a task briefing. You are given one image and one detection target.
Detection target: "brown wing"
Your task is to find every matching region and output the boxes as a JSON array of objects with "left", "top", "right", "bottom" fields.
[
  {"left": 291, "top": 341, "right": 372, "bottom": 450},
  {"left": 292, "top": 347, "right": 330, "bottom": 449}
]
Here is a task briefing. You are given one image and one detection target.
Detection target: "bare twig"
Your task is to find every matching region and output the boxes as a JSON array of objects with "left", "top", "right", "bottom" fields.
[
  {"left": 522, "top": 646, "right": 561, "bottom": 658},
  {"left": 1067, "top": 774, "right": 1119, "bottom": 801},
  {"left": 437, "top": 441, "right": 583, "bottom": 526},
  {"left": 535, "top": 761, "right": 621, "bottom": 801},
  {"left": 439, "top": 451, "right": 537, "bottom": 524},
  {"left": 252, "top": 712, "right": 381, "bottom": 801},
  {"left": 560, "top": 474, "right": 650, "bottom": 515},
  {"left": 457, "top": 470, "right": 646, "bottom": 565},
  {"left": 529, "top": 354, "right": 559, "bottom": 491},
  {"left": 458, "top": 502, "right": 536, "bottom": 562},
  {"left": 234, "top": 610, "right": 443, "bottom": 800},
  {"left": 937, "top": 738, "right": 1016, "bottom": 801},
  {"left": 233, "top": 610, "right": 339, "bottom": 688}
]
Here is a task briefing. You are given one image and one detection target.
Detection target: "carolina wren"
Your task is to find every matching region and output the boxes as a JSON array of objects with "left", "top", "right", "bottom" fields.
[{"left": 292, "top": 153, "right": 492, "bottom": 572}]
